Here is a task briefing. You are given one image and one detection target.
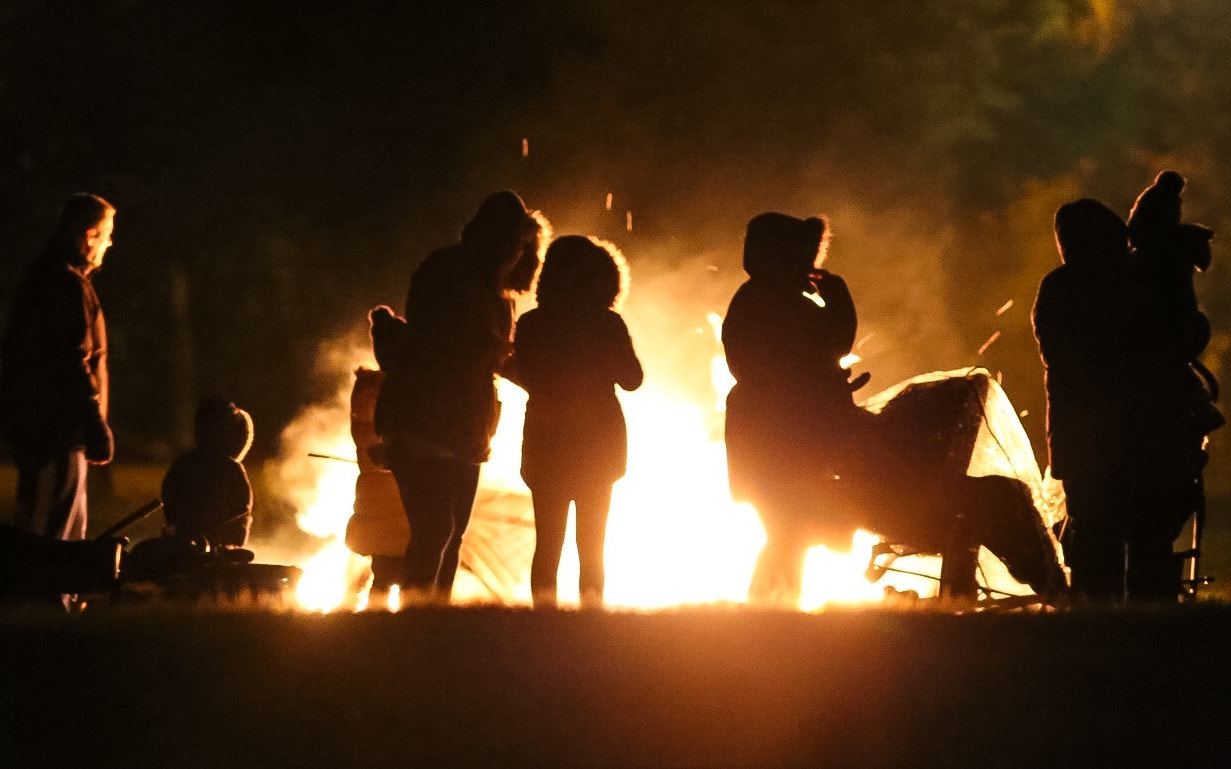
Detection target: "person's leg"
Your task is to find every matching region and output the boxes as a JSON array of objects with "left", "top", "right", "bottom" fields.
[
  {"left": 529, "top": 486, "right": 571, "bottom": 609},
  {"left": 387, "top": 450, "right": 455, "bottom": 600},
  {"left": 1062, "top": 477, "right": 1126, "bottom": 601},
  {"left": 1124, "top": 475, "right": 1195, "bottom": 602},
  {"left": 369, "top": 555, "right": 405, "bottom": 591},
  {"left": 749, "top": 512, "right": 807, "bottom": 608},
  {"left": 435, "top": 461, "right": 481, "bottom": 597},
  {"left": 15, "top": 451, "right": 88, "bottom": 541},
  {"left": 574, "top": 483, "right": 614, "bottom": 609}
]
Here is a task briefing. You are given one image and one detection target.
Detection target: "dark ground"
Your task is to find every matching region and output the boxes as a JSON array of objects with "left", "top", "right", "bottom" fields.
[{"left": 2, "top": 603, "right": 1231, "bottom": 769}]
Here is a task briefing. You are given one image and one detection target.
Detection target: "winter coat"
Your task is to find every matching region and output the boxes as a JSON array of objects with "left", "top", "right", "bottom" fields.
[
  {"left": 374, "top": 242, "right": 515, "bottom": 464},
  {"left": 161, "top": 448, "right": 252, "bottom": 547},
  {"left": 345, "top": 367, "right": 408, "bottom": 556},
  {"left": 511, "top": 306, "right": 643, "bottom": 490},
  {"left": 721, "top": 270, "right": 860, "bottom": 505},
  {"left": 1032, "top": 261, "right": 1137, "bottom": 480},
  {"left": 0, "top": 247, "right": 110, "bottom": 466}
]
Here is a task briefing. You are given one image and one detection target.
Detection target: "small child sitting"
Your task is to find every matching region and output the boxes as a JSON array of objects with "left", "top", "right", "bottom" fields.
[{"left": 161, "top": 398, "right": 255, "bottom": 548}]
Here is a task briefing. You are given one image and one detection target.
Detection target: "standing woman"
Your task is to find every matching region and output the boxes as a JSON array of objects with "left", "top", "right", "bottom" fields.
[
  {"left": 722, "top": 212, "right": 864, "bottom": 608},
  {"left": 509, "top": 235, "right": 644, "bottom": 609},
  {"left": 374, "top": 190, "right": 542, "bottom": 603}
]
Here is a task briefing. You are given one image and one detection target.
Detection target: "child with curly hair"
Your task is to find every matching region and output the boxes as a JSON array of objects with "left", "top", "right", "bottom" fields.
[{"left": 509, "top": 235, "right": 643, "bottom": 609}]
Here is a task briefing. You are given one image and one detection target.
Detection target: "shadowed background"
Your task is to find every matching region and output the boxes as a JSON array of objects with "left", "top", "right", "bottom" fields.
[{"left": 2, "top": 1, "right": 1230, "bottom": 572}]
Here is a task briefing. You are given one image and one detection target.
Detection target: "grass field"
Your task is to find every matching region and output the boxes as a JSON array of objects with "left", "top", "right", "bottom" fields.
[
  {"left": 4, "top": 464, "right": 1231, "bottom": 768},
  {"left": 3, "top": 603, "right": 1231, "bottom": 769}
]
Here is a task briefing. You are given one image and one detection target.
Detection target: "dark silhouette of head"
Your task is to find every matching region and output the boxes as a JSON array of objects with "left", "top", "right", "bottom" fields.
[
  {"left": 1053, "top": 199, "right": 1127, "bottom": 270},
  {"left": 1127, "top": 170, "right": 1185, "bottom": 252},
  {"left": 460, "top": 189, "right": 532, "bottom": 267},
  {"left": 742, "top": 212, "right": 828, "bottom": 283},
  {"left": 194, "top": 398, "right": 254, "bottom": 462},
  {"left": 535, "top": 234, "right": 629, "bottom": 311}
]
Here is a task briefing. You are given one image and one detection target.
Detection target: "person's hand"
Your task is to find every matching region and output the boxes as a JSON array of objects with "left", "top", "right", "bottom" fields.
[{"left": 85, "top": 418, "right": 114, "bottom": 465}]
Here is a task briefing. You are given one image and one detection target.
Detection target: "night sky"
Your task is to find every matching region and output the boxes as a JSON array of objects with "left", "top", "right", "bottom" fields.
[{"left": 3, "top": 0, "right": 1231, "bottom": 494}]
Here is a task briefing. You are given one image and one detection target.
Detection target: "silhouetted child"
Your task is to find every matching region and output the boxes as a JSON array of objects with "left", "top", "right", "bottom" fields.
[
  {"left": 344, "top": 365, "right": 408, "bottom": 591},
  {"left": 509, "top": 235, "right": 643, "bottom": 609},
  {"left": 161, "top": 398, "right": 254, "bottom": 548}
]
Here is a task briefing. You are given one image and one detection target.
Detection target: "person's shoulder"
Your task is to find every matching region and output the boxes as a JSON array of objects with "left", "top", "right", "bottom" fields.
[{"left": 599, "top": 308, "right": 631, "bottom": 329}]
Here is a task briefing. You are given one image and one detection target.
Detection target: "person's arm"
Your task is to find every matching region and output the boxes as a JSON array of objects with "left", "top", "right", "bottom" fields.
[
  {"left": 813, "top": 270, "right": 857, "bottom": 356},
  {"left": 45, "top": 271, "right": 112, "bottom": 462},
  {"left": 608, "top": 313, "right": 644, "bottom": 392}
]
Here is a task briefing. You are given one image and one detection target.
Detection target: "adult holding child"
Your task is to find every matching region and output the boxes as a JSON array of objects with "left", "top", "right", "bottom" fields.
[{"left": 373, "top": 190, "right": 544, "bottom": 604}]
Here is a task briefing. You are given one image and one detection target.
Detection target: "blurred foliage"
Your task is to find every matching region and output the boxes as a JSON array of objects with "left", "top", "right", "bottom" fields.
[{"left": 2, "top": 0, "right": 1230, "bottom": 486}]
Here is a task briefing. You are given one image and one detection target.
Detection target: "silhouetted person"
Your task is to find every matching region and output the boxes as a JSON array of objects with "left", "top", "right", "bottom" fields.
[
  {"left": 508, "top": 235, "right": 644, "bottom": 609},
  {"left": 344, "top": 364, "right": 408, "bottom": 591},
  {"left": 373, "top": 190, "right": 543, "bottom": 603},
  {"left": 1122, "top": 172, "right": 1222, "bottom": 599},
  {"left": 722, "top": 212, "right": 865, "bottom": 607},
  {"left": 1, "top": 193, "right": 115, "bottom": 552},
  {"left": 161, "top": 398, "right": 254, "bottom": 548},
  {"left": 1033, "top": 199, "right": 1136, "bottom": 600}
]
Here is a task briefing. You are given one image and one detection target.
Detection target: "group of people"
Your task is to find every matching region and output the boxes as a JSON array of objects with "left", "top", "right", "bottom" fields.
[
  {"left": 356, "top": 190, "right": 643, "bottom": 608},
  {"left": 1, "top": 175, "right": 1220, "bottom": 610},
  {"left": 1034, "top": 171, "right": 1222, "bottom": 602},
  {"left": 358, "top": 179, "right": 1218, "bottom": 609},
  {"left": 0, "top": 194, "right": 257, "bottom": 604}
]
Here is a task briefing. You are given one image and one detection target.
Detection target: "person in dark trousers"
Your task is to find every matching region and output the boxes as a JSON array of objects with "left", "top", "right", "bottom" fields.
[
  {"left": 721, "top": 212, "right": 866, "bottom": 608},
  {"left": 1122, "top": 172, "right": 1222, "bottom": 599},
  {"left": 160, "top": 398, "right": 254, "bottom": 548},
  {"left": 1, "top": 193, "right": 116, "bottom": 550},
  {"left": 1033, "top": 199, "right": 1138, "bottom": 600},
  {"left": 508, "top": 235, "right": 644, "bottom": 609},
  {"left": 373, "top": 190, "right": 543, "bottom": 604}
]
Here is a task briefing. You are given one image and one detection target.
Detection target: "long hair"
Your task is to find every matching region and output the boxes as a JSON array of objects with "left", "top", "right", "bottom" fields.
[
  {"left": 505, "top": 209, "right": 554, "bottom": 295},
  {"left": 534, "top": 235, "right": 629, "bottom": 312}
]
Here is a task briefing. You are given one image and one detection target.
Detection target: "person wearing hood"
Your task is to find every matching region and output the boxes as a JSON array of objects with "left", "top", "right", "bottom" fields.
[
  {"left": 1033, "top": 198, "right": 1137, "bottom": 600},
  {"left": 373, "top": 190, "right": 541, "bottom": 604},
  {"left": 721, "top": 211, "right": 866, "bottom": 607},
  {"left": 1, "top": 193, "right": 115, "bottom": 549}
]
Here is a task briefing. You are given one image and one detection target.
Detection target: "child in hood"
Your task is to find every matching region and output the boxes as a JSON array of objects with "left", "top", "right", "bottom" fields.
[{"left": 161, "top": 398, "right": 254, "bottom": 548}]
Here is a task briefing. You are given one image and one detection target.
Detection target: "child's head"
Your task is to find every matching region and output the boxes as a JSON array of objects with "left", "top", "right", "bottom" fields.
[
  {"left": 742, "top": 212, "right": 829, "bottom": 283},
  {"left": 534, "top": 235, "right": 629, "bottom": 311},
  {"left": 194, "top": 398, "right": 254, "bottom": 462},
  {"left": 1128, "top": 170, "right": 1185, "bottom": 252}
]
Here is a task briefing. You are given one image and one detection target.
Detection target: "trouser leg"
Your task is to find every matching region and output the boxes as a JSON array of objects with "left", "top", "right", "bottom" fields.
[
  {"left": 15, "top": 451, "right": 88, "bottom": 541},
  {"left": 435, "top": 462, "right": 480, "bottom": 597},
  {"left": 390, "top": 452, "right": 479, "bottom": 601}
]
